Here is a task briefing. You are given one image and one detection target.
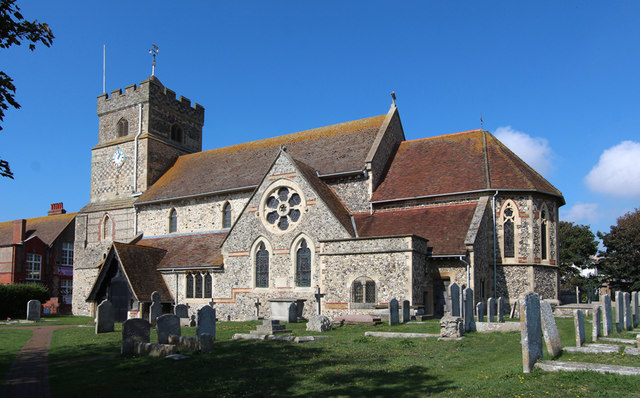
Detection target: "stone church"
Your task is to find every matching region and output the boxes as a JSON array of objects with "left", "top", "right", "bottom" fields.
[{"left": 73, "top": 76, "right": 564, "bottom": 321}]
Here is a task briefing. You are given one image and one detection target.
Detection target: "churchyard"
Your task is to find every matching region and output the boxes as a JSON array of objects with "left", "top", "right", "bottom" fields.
[{"left": 3, "top": 307, "right": 640, "bottom": 397}]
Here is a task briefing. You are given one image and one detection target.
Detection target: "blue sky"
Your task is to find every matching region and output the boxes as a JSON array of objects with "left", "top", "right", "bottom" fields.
[{"left": 1, "top": 1, "right": 639, "bottom": 237}]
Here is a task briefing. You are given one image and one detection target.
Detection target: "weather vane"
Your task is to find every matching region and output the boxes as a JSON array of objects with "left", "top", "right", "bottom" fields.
[{"left": 149, "top": 44, "right": 159, "bottom": 76}]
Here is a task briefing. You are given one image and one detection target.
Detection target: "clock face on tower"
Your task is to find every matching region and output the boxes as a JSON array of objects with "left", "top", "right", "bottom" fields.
[{"left": 110, "top": 147, "right": 126, "bottom": 168}]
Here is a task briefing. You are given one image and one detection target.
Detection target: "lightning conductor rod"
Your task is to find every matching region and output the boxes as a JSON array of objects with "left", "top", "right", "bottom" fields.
[{"left": 102, "top": 44, "right": 106, "bottom": 94}]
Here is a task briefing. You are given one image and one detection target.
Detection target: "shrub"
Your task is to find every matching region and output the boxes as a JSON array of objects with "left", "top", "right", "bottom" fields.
[{"left": 0, "top": 283, "right": 50, "bottom": 319}]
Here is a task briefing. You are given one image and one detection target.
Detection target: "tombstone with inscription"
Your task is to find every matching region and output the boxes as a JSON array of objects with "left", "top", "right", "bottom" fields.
[
  {"left": 196, "top": 305, "right": 216, "bottom": 339},
  {"left": 388, "top": 298, "right": 399, "bottom": 326},
  {"left": 402, "top": 300, "right": 410, "bottom": 323},
  {"left": 574, "top": 309, "right": 585, "bottom": 347},
  {"left": 520, "top": 293, "right": 543, "bottom": 373},
  {"left": 497, "top": 297, "right": 505, "bottom": 322},
  {"left": 174, "top": 304, "right": 188, "bottom": 318},
  {"left": 624, "top": 292, "right": 632, "bottom": 331},
  {"left": 96, "top": 299, "right": 114, "bottom": 334},
  {"left": 26, "top": 299, "right": 40, "bottom": 321},
  {"left": 476, "top": 302, "right": 485, "bottom": 322},
  {"left": 602, "top": 294, "right": 613, "bottom": 336},
  {"left": 149, "top": 291, "right": 162, "bottom": 327},
  {"left": 592, "top": 306, "right": 601, "bottom": 342},
  {"left": 121, "top": 318, "right": 151, "bottom": 354},
  {"left": 157, "top": 314, "right": 181, "bottom": 344},
  {"left": 463, "top": 288, "right": 475, "bottom": 332},
  {"left": 449, "top": 283, "right": 460, "bottom": 317},
  {"left": 615, "top": 291, "right": 624, "bottom": 332},
  {"left": 540, "top": 301, "right": 562, "bottom": 357},
  {"left": 487, "top": 297, "right": 495, "bottom": 323}
]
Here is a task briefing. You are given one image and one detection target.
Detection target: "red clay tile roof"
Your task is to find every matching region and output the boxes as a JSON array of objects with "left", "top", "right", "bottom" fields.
[
  {"left": 112, "top": 242, "right": 173, "bottom": 302},
  {"left": 137, "top": 232, "right": 226, "bottom": 269},
  {"left": 137, "top": 115, "right": 386, "bottom": 204},
  {"left": 0, "top": 213, "right": 76, "bottom": 246},
  {"left": 371, "top": 130, "right": 563, "bottom": 202},
  {"left": 353, "top": 202, "right": 478, "bottom": 255}
]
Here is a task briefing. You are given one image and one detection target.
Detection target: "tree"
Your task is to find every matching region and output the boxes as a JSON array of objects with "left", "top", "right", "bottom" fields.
[
  {"left": 597, "top": 208, "right": 640, "bottom": 291},
  {"left": 0, "top": 0, "right": 54, "bottom": 178},
  {"left": 558, "top": 221, "right": 598, "bottom": 290}
]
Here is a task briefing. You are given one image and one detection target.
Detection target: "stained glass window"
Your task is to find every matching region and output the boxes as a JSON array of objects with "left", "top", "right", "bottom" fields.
[
  {"left": 256, "top": 242, "right": 269, "bottom": 288},
  {"left": 296, "top": 240, "right": 311, "bottom": 287},
  {"left": 541, "top": 209, "right": 548, "bottom": 260},
  {"left": 223, "top": 203, "right": 232, "bottom": 229},
  {"left": 195, "top": 273, "right": 203, "bottom": 298},
  {"left": 503, "top": 202, "right": 515, "bottom": 258},
  {"left": 204, "top": 273, "right": 212, "bottom": 298},
  {"left": 169, "top": 209, "right": 177, "bottom": 233},
  {"left": 186, "top": 274, "right": 194, "bottom": 298}
]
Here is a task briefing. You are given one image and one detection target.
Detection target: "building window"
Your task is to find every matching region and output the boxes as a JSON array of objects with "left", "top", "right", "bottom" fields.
[
  {"left": 171, "top": 124, "right": 183, "bottom": 143},
  {"left": 204, "top": 273, "right": 212, "bottom": 298},
  {"left": 260, "top": 181, "right": 305, "bottom": 234},
  {"left": 351, "top": 277, "right": 376, "bottom": 304},
  {"left": 61, "top": 242, "right": 73, "bottom": 266},
  {"left": 502, "top": 202, "right": 516, "bottom": 258},
  {"left": 102, "top": 215, "right": 113, "bottom": 241},
  {"left": 295, "top": 239, "right": 311, "bottom": 287},
  {"left": 26, "top": 253, "right": 42, "bottom": 280},
  {"left": 222, "top": 202, "right": 232, "bottom": 229},
  {"left": 195, "top": 273, "right": 203, "bottom": 298},
  {"left": 186, "top": 274, "right": 194, "bottom": 298},
  {"left": 117, "top": 118, "right": 129, "bottom": 137},
  {"left": 541, "top": 209, "right": 548, "bottom": 260},
  {"left": 60, "top": 279, "right": 72, "bottom": 296},
  {"left": 186, "top": 272, "right": 212, "bottom": 299},
  {"left": 255, "top": 242, "right": 269, "bottom": 288},
  {"left": 169, "top": 209, "right": 177, "bottom": 233}
]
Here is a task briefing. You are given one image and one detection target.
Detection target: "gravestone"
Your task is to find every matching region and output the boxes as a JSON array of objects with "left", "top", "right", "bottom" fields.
[
  {"left": 174, "top": 304, "right": 189, "bottom": 319},
  {"left": 574, "top": 309, "right": 585, "bottom": 347},
  {"left": 388, "top": 298, "right": 399, "bottom": 326},
  {"left": 540, "top": 301, "right": 562, "bottom": 357},
  {"left": 520, "top": 293, "right": 543, "bottom": 373},
  {"left": 307, "top": 315, "right": 331, "bottom": 332},
  {"left": 624, "top": 292, "right": 632, "bottom": 331},
  {"left": 487, "top": 297, "right": 495, "bottom": 323},
  {"left": 95, "top": 299, "right": 114, "bottom": 334},
  {"left": 156, "top": 314, "right": 181, "bottom": 344},
  {"left": 632, "top": 292, "right": 639, "bottom": 328},
  {"left": 314, "top": 287, "right": 326, "bottom": 315},
  {"left": 449, "top": 283, "right": 460, "bottom": 317},
  {"left": 439, "top": 314, "right": 464, "bottom": 338},
  {"left": 196, "top": 305, "right": 216, "bottom": 338},
  {"left": 615, "top": 291, "right": 623, "bottom": 332},
  {"left": 199, "top": 333, "right": 215, "bottom": 353},
  {"left": 149, "top": 291, "right": 162, "bottom": 327},
  {"left": 189, "top": 314, "right": 196, "bottom": 327},
  {"left": 402, "top": 300, "right": 411, "bottom": 323},
  {"left": 121, "top": 318, "right": 151, "bottom": 354},
  {"left": 497, "top": 297, "right": 505, "bottom": 322},
  {"left": 26, "top": 299, "right": 40, "bottom": 321},
  {"left": 592, "top": 306, "right": 602, "bottom": 342},
  {"left": 254, "top": 299, "right": 262, "bottom": 318},
  {"left": 602, "top": 294, "right": 613, "bottom": 336},
  {"left": 476, "top": 302, "right": 485, "bottom": 322},
  {"left": 463, "top": 288, "right": 475, "bottom": 332}
]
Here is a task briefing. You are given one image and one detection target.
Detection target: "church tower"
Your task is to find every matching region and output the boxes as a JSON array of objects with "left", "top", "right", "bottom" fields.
[{"left": 72, "top": 76, "right": 205, "bottom": 316}]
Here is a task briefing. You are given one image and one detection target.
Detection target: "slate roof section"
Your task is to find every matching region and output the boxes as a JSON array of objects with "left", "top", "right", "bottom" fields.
[
  {"left": 137, "top": 232, "right": 227, "bottom": 269},
  {"left": 352, "top": 202, "right": 479, "bottom": 255},
  {"left": 371, "top": 130, "right": 563, "bottom": 202},
  {"left": 137, "top": 114, "right": 386, "bottom": 204},
  {"left": 0, "top": 213, "right": 76, "bottom": 246},
  {"left": 112, "top": 242, "right": 173, "bottom": 302}
]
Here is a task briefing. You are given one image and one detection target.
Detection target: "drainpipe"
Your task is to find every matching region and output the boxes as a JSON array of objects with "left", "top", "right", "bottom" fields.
[
  {"left": 492, "top": 190, "right": 499, "bottom": 298},
  {"left": 459, "top": 256, "right": 470, "bottom": 287},
  {"left": 133, "top": 104, "right": 142, "bottom": 195}
]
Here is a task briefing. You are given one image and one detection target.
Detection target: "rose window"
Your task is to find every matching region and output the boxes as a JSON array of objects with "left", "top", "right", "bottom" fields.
[{"left": 264, "top": 187, "right": 303, "bottom": 231}]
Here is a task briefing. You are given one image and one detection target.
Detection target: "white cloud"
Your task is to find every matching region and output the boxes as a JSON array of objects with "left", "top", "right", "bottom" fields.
[
  {"left": 494, "top": 126, "right": 553, "bottom": 176},
  {"left": 585, "top": 141, "right": 640, "bottom": 198},
  {"left": 561, "top": 202, "right": 600, "bottom": 224}
]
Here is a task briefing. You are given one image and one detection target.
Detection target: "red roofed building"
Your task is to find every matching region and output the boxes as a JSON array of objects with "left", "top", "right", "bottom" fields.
[{"left": 76, "top": 76, "right": 563, "bottom": 320}]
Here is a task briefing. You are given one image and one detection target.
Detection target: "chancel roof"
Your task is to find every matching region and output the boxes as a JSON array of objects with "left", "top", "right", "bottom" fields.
[
  {"left": 136, "top": 232, "right": 226, "bottom": 269},
  {"left": 137, "top": 115, "right": 386, "bottom": 204},
  {"left": 371, "top": 130, "right": 563, "bottom": 202},
  {"left": 0, "top": 213, "right": 76, "bottom": 246},
  {"left": 353, "top": 202, "right": 478, "bottom": 255}
]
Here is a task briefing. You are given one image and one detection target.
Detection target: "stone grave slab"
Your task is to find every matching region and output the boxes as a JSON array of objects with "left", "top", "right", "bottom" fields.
[
  {"left": 602, "top": 294, "right": 613, "bottom": 336},
  {"left": 624, "top": 292, "right": 632, "bottom": 331},
  {"left": 599, "top": 337, "right": 636, "bottom": 344},
  {"left": 174, "top": 304, "right": 189, "bottom": 319},
  {"left": 520, "top": 293, "right": 543, "bottom": 373},
  {"left": 26, "top": 300, "right": 40, "bottom": 321},
  {"left": 563, "top": 344, "right": 621, "bottom": 354},
  {"left": 157, "top": 314, "right": 181, "bottom": 344},
  {"left": 540, "top": 301, "right": 562, "bottom": 357},
  {"left": 402, "top": 300, "right": 410, "bottom": 323},
  {"left": 632, "top": 292, "right": 639, "bottom": 328},
  {"left": 487, "top": 297, "right": 495, "bottom": 323},
  {"left": 364, "top": 331, "right": 439, "bottom": 338},
  {"left": 149, "top": 291, "right": 162, "bottom": 326},
  {"left": 592, "top": 306, "right": 601, "bottom": 342},
  {"left": 449, "top": 283, "right": 460, "bottom": 317},
  {"left": 535, "top": 361, "right": 640, "bottom": 376},
  {"left": 574, "top": 309, "right": 585, "bottom": 347},
  {"left": 388, "top": 298, "right": 399, "bottom": 326},
  {"left": 196, "top": 305, "right": 216, "bottom": 338},
  {"left": 476, "top": 302, "right": 485, "bottom": 323},
  {"left": 463, "top": 288, "right": 475, "bottom": 332},
  {"left": 475, "top": 322, "right": 521, "bottom": 333},
  {"left": 122, "top": 318, "right": 151, "bottom": 354},
  {"left": 95, "top": 299, "right": 114, "bottom": 334},
  {"left": 497, "top": 297, "right": 504, "bottom": 322},
  {"left": 615, "top": 291, "right": 623, "bottom": 332}
]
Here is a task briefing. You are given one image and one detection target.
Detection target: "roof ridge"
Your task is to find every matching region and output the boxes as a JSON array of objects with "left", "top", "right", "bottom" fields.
[
  {"left": 486, "top": 133, "right": 547, "bottom": 191},
  {"left": 402, "top": 129, "right": 484, "bottom": 144}
]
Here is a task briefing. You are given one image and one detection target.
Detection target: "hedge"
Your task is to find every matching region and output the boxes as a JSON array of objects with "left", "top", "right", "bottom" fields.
[{"left": 0, "top": 283, "right": 50, "bottom": 319}]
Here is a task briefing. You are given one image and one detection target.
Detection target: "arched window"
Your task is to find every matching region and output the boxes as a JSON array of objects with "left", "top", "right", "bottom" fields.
[
  {"left": 171, "top": 124, "right": 183, "bottom": 143},
  {"left": 102, "top": 215, "right": 113, "bottom": 241},
  {"left": 255, "top": 242, "right": 269, "bottom": 288},
  {"left": 169, "top": 209, "right": 177, "bottom": 233},
  {"left": 502, "top": 201, "right": 516, "bottom": 258},
  {"left": 117, "top": 118, "right": 129, "bottom": 137},
  {"left": 185, "top": 272, "right": 212, "bottom": 299},
  {"left": 204, "top": 273, "right": 212, "bottom": 298},
  {"left": 222, "top": 202, "right": 232, "bottom": 229},
  {"left": 195, "top": 273, "right": 203, "bottom": 298},
  {"left": 186, "top": 274, "right": 194, "bottom": 298},
  {"left": 541, "top": 208, "right": 548, "bottom": 260},
  {"left": 351, "top": 277, "right": 376, "bottom": 304},
  {"left": 295, "top": 239, "right": 311, "bottom": 287}
]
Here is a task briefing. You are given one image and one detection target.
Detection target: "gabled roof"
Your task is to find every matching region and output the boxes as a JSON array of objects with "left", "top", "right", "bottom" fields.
[
  {"left": 111, "top": 242, "right": 173, "bottom": 302},
  {"left": 371, "top": 130, "right": 563, "bottom": 203},
  {"left": 352, "top": 202, "right": 479, "bottom": 255},
  {"left": 137, "top": 232, "right": 226, "bottom": 269},
  {"left": 0, "top": 213, "right": 76, "bottom": 247},
  {"left": 137, "top": 114, "right": 386, "bottom": 204}
]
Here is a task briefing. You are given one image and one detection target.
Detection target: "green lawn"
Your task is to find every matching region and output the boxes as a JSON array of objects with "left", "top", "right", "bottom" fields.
[
  {"left": 43, "top": 316, "right": 640, "bottom": 398},
  {"left": 0, "top": 328, "right": 33, "bottom": 382},
  {"left": 0, "top": 315, "right": 94, "bottom": 327}
]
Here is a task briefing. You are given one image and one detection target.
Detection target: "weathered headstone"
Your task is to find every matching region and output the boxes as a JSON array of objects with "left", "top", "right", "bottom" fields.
[
  {"left": 463, "top": 288, "right": 475, "bottom": 332},
  {"left": 449, "top": 283, "right": 460, "bottom": 317},
  {"left": 540, "top": 301, "right": 562, "bottom": 357},
  {"left": 388, "top": 298, "right": 399, "bottom": 326},
  {"left": 122, "top": 318, "right": 151, "bottom": 354},
  {"left": 439, "top": 314, "right": 464, "bottom": 338},
  {"left": 520, "top": 293, "right": 543, "bottom": 373},
  {"left": 306, "top": 315, "right": 331, "bottom": 332},
  {"left": 476, "top": 302, "right": 485, "bottom": 322},
  {"left": 497, "top": 297, "right": 505, "bottom": 322},
  {"left": 149, "top": 291, "right": 162, "bottom": 327},
  {"left": 624, "top": 292, "right": 632, "bottom": 331},
  {"left": 487, "top": 297, "right": 495, "bottom": 323},
  {"left": 602, "top": 294, "right": 613, "bottom": 336},
  {"left": 157, "top": 314, "right": 181, "bottom": 344},
  {"left": 510, "top": 300, "right": 520, "bottom": 319},
  {"left": 174, "top": 304, "right": 189, "bottom": 319},
  {"left": 592, "top": 306, "right": 602, "bottom": 342},
  {"left": 26, "top": 299, "right": 40, "bottom": 321},
  {"left": 632, "top": 292, "right": 639, "bottom": 328},
  {"left": 196, "top": 305, "right": 216, "bottom": 338},
  {"left": 574, "top": 309, "right": 585, "bottom": 347},
  {"left": 615, "top": 291, "right": 624, "bottom": 332},
  {"left": 95, "top": 299, "right": 114, "bottom": 334},
  {"left": 402, "top": 300, "right": 411, "bottom": 323}
]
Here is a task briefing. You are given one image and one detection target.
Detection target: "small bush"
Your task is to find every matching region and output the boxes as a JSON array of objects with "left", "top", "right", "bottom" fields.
[{"left": 0, "top": 283, "right": 50, "bottom": 319}]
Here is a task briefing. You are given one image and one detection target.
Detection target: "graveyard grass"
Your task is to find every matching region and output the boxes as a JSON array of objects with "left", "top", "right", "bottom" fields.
[
  {"left": 40, "top": 315, "right": 640, "bottom": 397},
  {"left": 0, "top": 328, "right": 33, "bottom": 382}
]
